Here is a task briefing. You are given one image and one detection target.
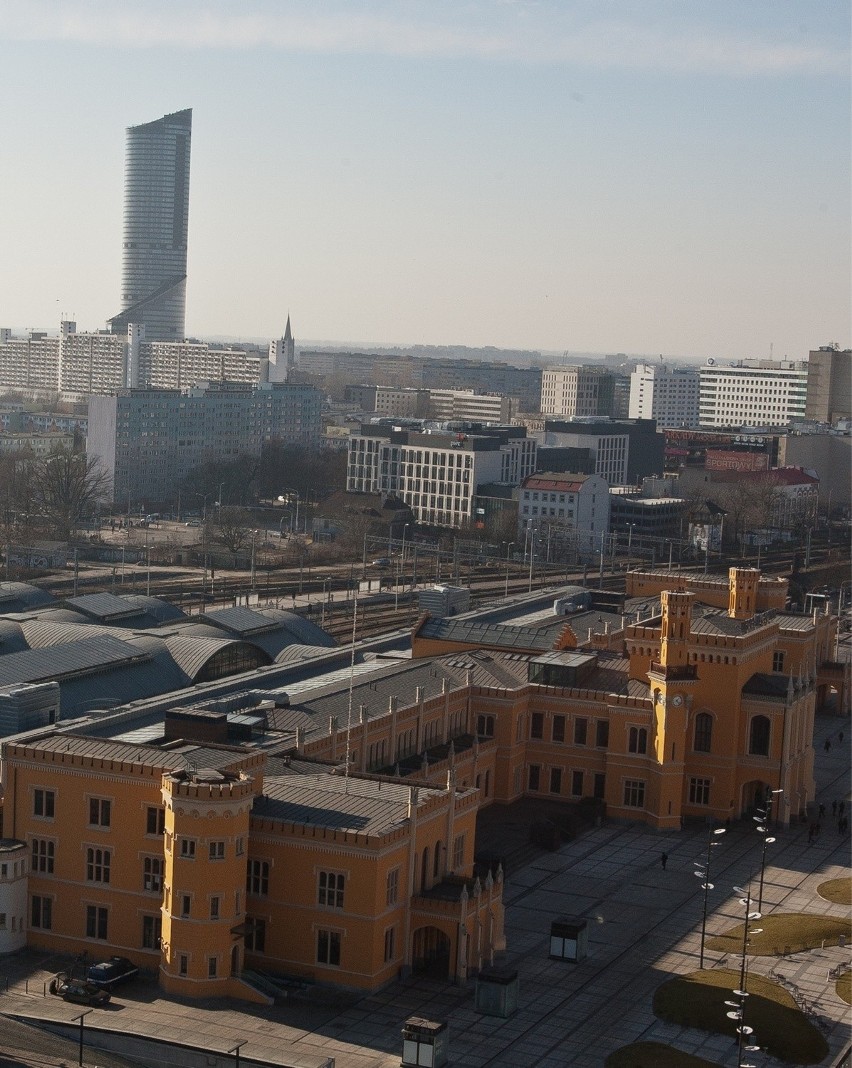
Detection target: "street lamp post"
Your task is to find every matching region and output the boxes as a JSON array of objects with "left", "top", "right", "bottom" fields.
[
  {"left": 72, "top": 1009, "right": 92, "bottom": 1067},
  {"left": 729, "top": 885, "right": 764, "bottom": 1067},
  {"left": 693, "top": 826, "right": 726, "bottom": 968},
  {"left": 250, "top": 530, "right": 258, "bottom": 591},
  {"left": 504, "top": 541, "right": 515, "bottom": 598},
  {"left": 527, "top": 528, "right": 536, "bottom": 592},
  {"left": 755, "top": 789, "right": 782, "bottom": 912}
]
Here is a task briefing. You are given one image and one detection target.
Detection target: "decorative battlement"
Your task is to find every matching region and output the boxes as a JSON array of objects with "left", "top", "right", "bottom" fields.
[{"left": 162, "top": 768, "right": 255, "bottom": 803}]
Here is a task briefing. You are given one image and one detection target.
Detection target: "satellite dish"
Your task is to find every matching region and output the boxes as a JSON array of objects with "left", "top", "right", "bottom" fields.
[{"left": 707, "top": 357, "right": 716, "bottom": 365}]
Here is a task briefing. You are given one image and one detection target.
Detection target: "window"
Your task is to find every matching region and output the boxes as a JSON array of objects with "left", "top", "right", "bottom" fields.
[
  {"left": 384, "top": 926, "right": 396, "bottom": 963},
  {"left": 628, "top": 727, "right": 647, "bottom": 754},
  {"left": 452, "top": 834, "right": 465, "bottom": 871},
  {"left": 574, "top": 718, "right": 588, "bottom": 745},
  {"left": 571, "top": 770, "right": 584, "bottom": 796},
  {"left": 386, "top": 867, "right": 399, "bottom": 906},
  {"left": 476, "top": 714, "right": 495, "bottom": 738},
  {"left": 181, "top": 895, "right": 191, "bottom": 918},
  {"left": 146, "top": 807, "right": 165, "bottom": 835},
  {"left": 749, "top": 716, "right": 771, "bottom": 756},
  {"left": 86, "top": 905, "right": 108, "bottom": 940},
  {"left": 88, "top": 798, "right": 111, "bottom": 828},
  {"left": 245, "top": 917, "right": 266, "bottom": 952},
  {"left": 318, "top": 871, "right": 345, "bottom": 909},
  {"left": 552, "top": 715, "right": 565, "bottom": 743},
  {"left": 528, "top": 765, "right": 541, "bottom": 791},
  {"left": 179, "top": 839, "right": 196, "bottom": 860},
  {"left": 317, "top": 929, "right": 341, "bottom": 966},
  {"left": 550, "top": 768, "right": 562, "bottom": 794},
  {"left": 693, "top": 713, "right": 713, "bottom": 753},
  {"left": 210, "top": 897, "right": 220, "bottom": 920},
  {"left": 34, "top": 789, "right": 55, "bottom": 819},
  {"left": 596, "top": 720, "right": 610, "bottom": 748},
  {"left": 689, "top": 778, "right": 711, "bottom": 805},
  {"left": 31, "top": 839, "right": 54, "bottom": 874},
  {"left": 142, "top": 914, "right": 162, "bottom": 949},
  {"left": 86, "top": 847, "right": 111, "bottom": 884},
  {"left": 246, "top": 860, "right": 269, "bottom": 896},
  {"left": 179, "top": 955, "right": 188, "bottom": 976},
  {"left": 530, "top": 713, "right": 544, "bottom": 739},
  {"left": 773, "top": 651, "right": 785, "bottom": 672},
  {"left": 623, "top": 779, "right": 646, "bottom": 808},
  {"left": 208, "top": 957, "right": 218, "bottom": 979},
  {"left": 31, "top": 895, "right": 52, "bottom": 930},
  {"left": 235, "top": 837, "right": 245, "bottom": 856},
  {"left": 143, "top": 856, "right": 162, "bottom": 892},
  {"left": 209, "top": 841, "right": 225, "bottom": 861}
]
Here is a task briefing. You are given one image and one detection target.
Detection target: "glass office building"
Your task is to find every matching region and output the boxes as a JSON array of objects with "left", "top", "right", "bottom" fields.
[{"left": 109, "top": 109, "right": 192, "bottom": 341}]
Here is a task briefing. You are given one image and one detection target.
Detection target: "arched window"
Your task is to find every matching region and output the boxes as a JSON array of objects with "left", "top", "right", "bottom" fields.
[
  {"left": 628, "top": 727, "right": 647, "bottom": 754},
  {"left": 749, "top": 715, "right": 770, "bottom": 756},
  {"left": 421, "top": 846, "right": 430, "bottom": 892},
  {"left": 433, "top": 841, "right": 442, "bottom": 878},
  {"left": 694, "top": 713, "right": 713, "bottom": 753}
]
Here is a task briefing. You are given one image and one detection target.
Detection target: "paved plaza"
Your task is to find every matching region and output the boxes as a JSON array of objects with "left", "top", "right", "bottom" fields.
[{"left": 1, "top": 715, "right": 849, "bottom": 1067}]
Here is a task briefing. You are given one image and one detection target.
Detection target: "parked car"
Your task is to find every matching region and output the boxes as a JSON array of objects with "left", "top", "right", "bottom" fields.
[
  {"left": 371, "top": 557, "right": 391, "bottom": 567},
  {"left": 49, "top": 975, "right": 111, "bottom": 1006},
  {"left": 185, "top": 519, "right": 201, "bottom": 527},
  {"left": 87, "top": 956, "right": 139, "bottom": 990}
]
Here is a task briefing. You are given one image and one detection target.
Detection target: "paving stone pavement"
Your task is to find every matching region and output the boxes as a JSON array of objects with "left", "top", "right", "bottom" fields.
[{"left": 1, "top": 715, "right": 849, "bottom": 1067}]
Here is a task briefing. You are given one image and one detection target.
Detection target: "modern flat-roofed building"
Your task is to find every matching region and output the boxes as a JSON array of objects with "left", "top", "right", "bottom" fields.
[
  {"left": 87, "top": 382, "right": 322, "bottom": 508},
  {"left": 806, "top": 346, "right": 851, "bottom": 424},
  {"left": 540, "top": 367, "right": 615, "bottom": 419},
  {"left": 699, "top": 360, "right": 808, "bottom": 428},
  {"left": 629, "top": 363, "right": 700, "bottom": 428},
  {"left": 541, "top": 419, "right": 665, "bottom": 487}
]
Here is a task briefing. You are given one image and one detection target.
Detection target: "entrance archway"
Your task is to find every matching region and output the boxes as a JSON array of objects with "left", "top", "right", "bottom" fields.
[
  {"left": 412, "top": 926, "right": 451, "bottom": 979},
  {"left": 741, "top": 779, "right": 770, "bottom": 817}
]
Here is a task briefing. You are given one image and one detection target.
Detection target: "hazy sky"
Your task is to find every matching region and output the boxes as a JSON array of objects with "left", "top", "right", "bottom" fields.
[{"left": 0, "top": 1, "right": 849, "bottom": 359}]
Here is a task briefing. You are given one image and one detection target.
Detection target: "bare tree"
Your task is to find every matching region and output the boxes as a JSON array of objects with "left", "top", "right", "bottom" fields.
[
  {"left": 31, "top": 451, "right": 111, "bottom": 541},
  {"left": 213, "top": 506, "right": 254, "bottom": 554}
]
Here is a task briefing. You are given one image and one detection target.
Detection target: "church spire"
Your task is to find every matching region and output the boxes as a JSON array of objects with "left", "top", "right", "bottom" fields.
[{"left": 283, "top": 314, "right": 292, "bottom": 341}]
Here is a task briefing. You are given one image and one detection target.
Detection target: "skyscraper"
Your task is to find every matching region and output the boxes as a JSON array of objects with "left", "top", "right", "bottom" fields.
[{"left": 108, "top": 108, "right": 192, "bottom": 341}]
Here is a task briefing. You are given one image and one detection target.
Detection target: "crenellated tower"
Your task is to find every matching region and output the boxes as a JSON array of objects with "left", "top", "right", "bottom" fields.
[{"left": 728, "top": 567, "right": 760, "bottom": 620}]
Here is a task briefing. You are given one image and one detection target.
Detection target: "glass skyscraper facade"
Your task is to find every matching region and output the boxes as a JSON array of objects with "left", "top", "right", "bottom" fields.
[{"left": 109, "top": 108, "right": 192, "bottom": 341}]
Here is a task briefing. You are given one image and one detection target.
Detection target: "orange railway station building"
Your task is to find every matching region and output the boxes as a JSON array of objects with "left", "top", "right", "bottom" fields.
[{"left": 0, "top": 566, "right": 843, "bottom": 1001}]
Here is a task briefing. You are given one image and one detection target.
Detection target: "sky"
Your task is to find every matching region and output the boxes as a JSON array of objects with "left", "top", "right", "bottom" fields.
[{"left": 0, "top": 0, "right": 849, "bottom": 360}]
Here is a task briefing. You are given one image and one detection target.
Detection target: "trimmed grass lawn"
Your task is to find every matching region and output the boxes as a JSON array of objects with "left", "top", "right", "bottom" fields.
[
  {"left": 818, "top": 877, "right": 852, "bottom": 905},
  {"left": 838, "top": 972, "right": 851, "bottom": 1006},
  {"left": 606, "top": 1042, "right": 719, "bottom": 1067},
  {"left": 706, "top": 913, "right": 851, "bottom": 956},
  {"left": 653, "top": 968, "right": 828, "bottom": 1064}
]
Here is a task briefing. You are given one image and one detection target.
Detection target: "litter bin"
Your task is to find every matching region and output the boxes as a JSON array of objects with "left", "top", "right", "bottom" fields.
[
  {"left": 475, "top": 966, "right": 519, "bottom": 1017},
  {"left": 401, "top": 1017, "right": 448, "bottom": 1067},
  {"left": 550, "top": 918, "right": 588, "bottom": 962}
]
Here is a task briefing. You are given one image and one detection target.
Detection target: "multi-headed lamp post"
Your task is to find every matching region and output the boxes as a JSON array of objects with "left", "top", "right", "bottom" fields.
[
  {"left": 693, "top": 825, "right": 726, "bottom": 968},
  {"left": 754, "top": 788, "right": 782, "bottom": 913},
  {"left": 726, "top": 884, "right": 764, "bottom": 1068}
]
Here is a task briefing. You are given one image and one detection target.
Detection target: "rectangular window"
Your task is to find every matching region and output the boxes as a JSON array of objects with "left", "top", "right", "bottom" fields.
[
  {"left": 179, "top": 839, "right": 196, "bottom": 860},
  {"left": 452, "top": 834, "right": 465, "bottom": 871},
  {"left": 86, "top": 847, "right": 111, "bottom": 883},
  {"left": 85, "top": 905, "right": 108, "bottom": 940},
  {"left": 386, "top": 867, "right": 399, "bottom": 906},
  {"left": 210, "top": 896, "right": 220, "bottom": 920},
  {"left": 530, "top": 712, "right": 544, "bottom": 739},
  {"left": 235, "top": 837, "right": 245, "bottom": 856},
  {"left": 142, "top": 914, "right": 162, "bottom": 950},
  {"left": 179, "top": 955, "right": 188, "bottom": 976},
  {"left": 143, "top": 856, "right": 162, "bottom": 893},
  {"left": 689, "top": 778, "right": 711, "bottom": 805},
  {"left": 772, "top": 651, "right": 785, "bottom": 672},
  {"left": 88, "top": 798, "right": 111, "bottom": 828},
  {"left": 384, "top": 926, "right": 396, "bottom": 963},
  {"left": 181, "top": 895, "right": 191, "bottom": 918},
  {"left": 246, "top": 859, "right": 269, "bottom": 896},
  {"left": 209, "top": 841, "right": 225, "bottom": 861},
  {"left": 623, "top": 779, "right": 646, "bottom": 808},
  {"left": 208, "top": 957, "right": 218, "bottom": 979},
  {"left": 596, "top": 720, "right": 610, "bottom": 748},
  {"left": 550, "top": 768, "right": 562, "bottom": 794},
  {"left": 528, "top": 765, "right": 541, "bottom": 791},
  {"left": 146, "top": 807, "right": 165, "bottom": 835},
  {"left": 574, "top": 718, "right": 588, "bottom": 745},
  {"left": 245, "top": 917, "right": 266, "bottom": 952},
  {"left": 31, "top": 895, "right": 52, "bottom": 930},
  {"left": 571, "top": 770, "right": 584, "bottom": 796},
  {"left": 34, "top": 789, "right": 55, "bottom": 819},
  {"left": 318, "top": 871, "right": 345, "bottom": 908},
  {"left": 552, "top": 715, "right": 565, "bottom": 743},
  {"left": 31, "top": 839, "right": 54, "bottom": 874},
  {"left": 317, "top": 929, "right": 341, "bottom": 966}
]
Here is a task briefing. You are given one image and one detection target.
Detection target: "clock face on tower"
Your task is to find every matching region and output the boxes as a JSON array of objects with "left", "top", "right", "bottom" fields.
[{"left": 671, "top": 694, "right": 684, "bottom": 707}]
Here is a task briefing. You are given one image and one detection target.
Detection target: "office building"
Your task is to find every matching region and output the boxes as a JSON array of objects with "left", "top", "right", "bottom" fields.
[
  {"left": 629, "top": 363, "right": 700, "bottom": 428},
  {"left": 87, "top": 382, "right": 322, "bottom": 507},
  {"left": 540, "top": 367, "right": 615, "bottom": 419},
  {"left": 108, "top": 109, "right": 193, "bottom": 342},
  {"left": 517, "top": 472, "right": 609, "bottom": 552},
  {"left": 541, "top": 419, "right": 665, "bottom": 486},
  {"left": 698, "top": 360, "right": 808, "bottom": 429},
  {"left": 806, "top": 346, "right": 851, "bottom": 424}
]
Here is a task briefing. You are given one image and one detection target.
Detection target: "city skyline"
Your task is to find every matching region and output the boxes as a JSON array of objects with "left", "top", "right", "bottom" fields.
[{"left": 0, "top": 0, "right": 849, "bottom": 359}]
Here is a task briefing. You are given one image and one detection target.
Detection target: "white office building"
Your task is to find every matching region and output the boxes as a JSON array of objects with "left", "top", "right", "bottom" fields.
[
  {"left": 540, "top": 367, "right": 614, "bottom": 418},
  {"left": 629, "top": 363, "right": 700, "bottom": 428},
  {"left": 699, "top": 361, "right": 808, "bottom": 429}
]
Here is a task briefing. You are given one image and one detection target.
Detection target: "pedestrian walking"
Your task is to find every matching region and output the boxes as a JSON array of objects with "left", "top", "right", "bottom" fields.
[
  {"left": 808, "top": 823, "right": 816, "bottom": 844},
  {"left": 824, "top": 739, "right": 832, "bottom": 753},
  {"left": 660, "top": 852, "right": 668, "bottom": 870},
  {"left": 819, "top": 803, "right": 826, "bottom": 819},
  {"left": 840, "top": 801, "right": 846, "bottom": 819},
  {"left": 832, "top": 800, "right": 838, "bottom": 818}
]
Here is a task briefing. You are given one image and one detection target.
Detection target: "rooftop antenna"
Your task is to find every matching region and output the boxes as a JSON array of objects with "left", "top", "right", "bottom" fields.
[{"left": 343, "top": 592, "right": 358, "bottom": 791}]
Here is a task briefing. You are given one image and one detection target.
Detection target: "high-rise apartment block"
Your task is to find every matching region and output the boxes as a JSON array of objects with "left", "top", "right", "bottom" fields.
[
  {"left": 629, "top": 363, "right": 700, "bottom": 428},
  {"left": 698, "top": 360, "right": 808, "bottom": 429},
  {"left": 805, "top": 346, "right": 851, "bottom": 424},
  {"left": 540, "top": 367, "right": 615, "bottom": 418},
  {"left": 88, "top": 382, "right": 321, "bottom": 507},
  {"left": 109, "top": 109, "right": 193, "bottom": 341}
]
